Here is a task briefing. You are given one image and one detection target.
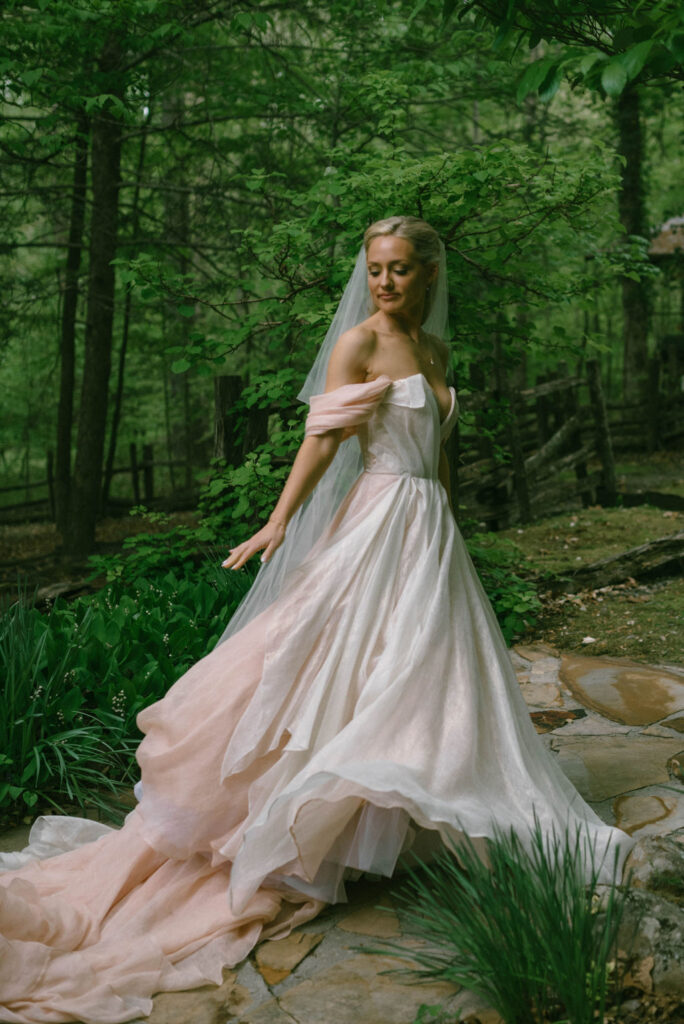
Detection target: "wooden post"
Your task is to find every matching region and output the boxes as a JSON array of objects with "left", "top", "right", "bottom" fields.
[
  {"left": 47, "top": 449, "right": 56, "bottom": 521},
  {"left": 647, "top": 354, "right": 661, "bottom": 453},
  {"left": 535, "top": 373, "right": 550, "bottom": 445},
  {"left": 560, "top": 365, "right": 592, "bottom": 506},
  {"left": 142, "top": 443, "right": 154, "bottom": 503},
  {"left": 130, "top": 442, "right": 140, "bottom": 504},
  {"left": 243, "top": 405, "right": 269, "bottom": 456},
  {"left": 586, "top": 358, "right": 617, "bottom": 506},
  {"left": 213, "top": 374, "right": 243, "bottom": 465}
]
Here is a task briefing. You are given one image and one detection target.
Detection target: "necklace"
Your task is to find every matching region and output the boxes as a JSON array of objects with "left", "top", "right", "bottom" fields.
[{"left": 413, "top": 331, "right": 435, "bottom": 366}]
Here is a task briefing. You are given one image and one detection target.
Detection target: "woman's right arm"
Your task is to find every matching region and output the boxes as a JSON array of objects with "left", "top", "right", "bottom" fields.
[{"left": 222, "top": 326, "right": 374, "bottom": 571}]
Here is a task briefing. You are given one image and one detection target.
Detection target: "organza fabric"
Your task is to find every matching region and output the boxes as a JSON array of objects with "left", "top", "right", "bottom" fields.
[{"left": 0, "top": 375, "right": 632, "bottom": 1023}]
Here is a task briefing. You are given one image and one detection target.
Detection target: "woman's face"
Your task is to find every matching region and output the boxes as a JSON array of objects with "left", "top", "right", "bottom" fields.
[{"left": 366, "top": 235, "right": 436, "bottom": 320}]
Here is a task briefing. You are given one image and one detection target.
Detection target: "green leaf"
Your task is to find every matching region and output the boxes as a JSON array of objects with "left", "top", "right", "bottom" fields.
[
  {"left": 601, "top": 61, "right": 628, "bottom": 96},
  {"left": 617, "top": 39, "right": 654, "bottom": 80},
  {"left": 516, "top": 59, "right": 554, "bottom": 104},
  {"left": 177, "top": 304, "right": 195, "bottom": 318},
  {"left": 171, "top": 358, "right": 192, "bottom": 373},
  {"left": 538, "top": 67, "right": 562, "bottom": 102}
]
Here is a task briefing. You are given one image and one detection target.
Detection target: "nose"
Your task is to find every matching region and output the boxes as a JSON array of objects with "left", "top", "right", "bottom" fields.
[{"left": 380, "top": 268, "right": 393, "bottom": 289}]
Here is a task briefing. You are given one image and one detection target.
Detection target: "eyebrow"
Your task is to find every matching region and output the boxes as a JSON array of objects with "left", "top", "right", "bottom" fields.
[{"left": 366, "top": 259, "right": 412, "bottom": 267}]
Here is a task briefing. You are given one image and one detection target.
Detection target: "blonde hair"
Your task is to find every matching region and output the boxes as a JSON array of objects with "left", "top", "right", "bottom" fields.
[{"left": 363, "top": 215, "right": 441, "bottom": 266}]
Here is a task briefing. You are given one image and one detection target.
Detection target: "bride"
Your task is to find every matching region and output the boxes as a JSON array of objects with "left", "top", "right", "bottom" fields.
[{"left": 0, "top": 216, "right": 632, "bottom": 1024}]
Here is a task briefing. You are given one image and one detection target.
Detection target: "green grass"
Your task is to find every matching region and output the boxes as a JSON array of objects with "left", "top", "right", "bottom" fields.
[
  {"left": 491, "top": 506, "right": 684, "bottom": 664},
  {"left": 375, "top": 822, "right": 633, "bottom": 1024}
]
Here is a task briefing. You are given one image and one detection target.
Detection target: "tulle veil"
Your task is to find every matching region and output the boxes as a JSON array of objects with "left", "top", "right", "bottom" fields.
[{"left": 216, "top": 239, "right": 450, "bottom": 644}]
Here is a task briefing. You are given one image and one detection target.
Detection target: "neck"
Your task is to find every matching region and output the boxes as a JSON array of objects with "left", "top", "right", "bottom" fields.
[{"left": 377, "top": 307, "right": 424, "bottom": 342}]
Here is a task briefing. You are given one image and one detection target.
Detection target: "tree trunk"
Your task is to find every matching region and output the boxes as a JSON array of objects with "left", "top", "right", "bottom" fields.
[
  {"left": 64, "top": 44, "right": 123, "bottom": 557},
  {"left": 616, "top": 86, "right": 650, "bottom": 403},
  {"left": 102, "top": 115, "right": 149, "bottom": 509},
  {"left": 55, "top": 111, "right": 89, "bottom": 533},
  {"left": 163, "top": 90, "right": 196, "bottom": 495}
]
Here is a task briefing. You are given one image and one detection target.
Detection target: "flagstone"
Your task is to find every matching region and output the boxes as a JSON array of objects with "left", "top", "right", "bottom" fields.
[
  {"left": 613, "top": 793, "right": 680, "bottom": 836},
  {"left": 560, "top": 655, "right": 684, "bottom": 726},
  {"left": 337, "top": 902, "right": 400, "bottom": 938},
  {"left": 242, "top": 954, "right": 460, "bottom": 1024},
  {"left": 550, "top": 735, "right": 684, "bottom": 801},
  {"left": 254, "top": 932, "right": 325, "bottom": 986}
]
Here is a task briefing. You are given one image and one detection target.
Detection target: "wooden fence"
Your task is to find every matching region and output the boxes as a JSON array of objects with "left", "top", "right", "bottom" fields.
[
  {"left": 445, "top": 358, "right": 622, "bottom": 530},
  {"left": 1, "top": 358, "right": 682, "bottom": 528},
  {"left": 0, "top": 445, "right": 191, "bottom": 523}
]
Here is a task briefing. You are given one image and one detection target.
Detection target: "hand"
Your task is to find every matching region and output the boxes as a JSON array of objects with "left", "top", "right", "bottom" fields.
[{"left": 221, "top": 520, "right": 287, "bottom": 571}]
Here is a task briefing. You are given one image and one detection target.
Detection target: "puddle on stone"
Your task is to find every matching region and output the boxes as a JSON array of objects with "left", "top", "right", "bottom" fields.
[
  {"left": 559, "top": 655, "right": 684, "bottom": 726},
  {"left": 613, "top": 794, "right": 677, "bottom": 835}
]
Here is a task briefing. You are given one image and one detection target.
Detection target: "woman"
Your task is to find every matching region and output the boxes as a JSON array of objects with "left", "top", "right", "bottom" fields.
[{"left": 0, "top": 217, "right": 631, "bottom": 1024}]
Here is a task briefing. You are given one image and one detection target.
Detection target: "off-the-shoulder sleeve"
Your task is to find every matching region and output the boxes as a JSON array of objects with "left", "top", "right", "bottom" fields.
[
  {"left": 440, "top": 387, "right": 459, "bottom": 443},
  {"left": 305, "top": 376, "right": 392, "bottom": 439}
]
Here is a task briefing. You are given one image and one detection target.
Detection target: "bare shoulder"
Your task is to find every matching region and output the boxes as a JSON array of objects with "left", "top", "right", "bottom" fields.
[{"left": 325, "top": 323, "right": 377, "bottom": 389}]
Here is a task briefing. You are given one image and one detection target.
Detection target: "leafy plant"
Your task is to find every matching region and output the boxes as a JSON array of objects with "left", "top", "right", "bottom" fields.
[
  {"left": 0, "top": 568, "right": 252, "bottom": 823},
  {"left": 466, "top": 533, "right": 543, "bottom": 642},
  {"left": 375, "top": 821, "right": 633, "bottom": 1024},
  {"left": 0, "top": 597, "right": 136, "bottom": 823}
]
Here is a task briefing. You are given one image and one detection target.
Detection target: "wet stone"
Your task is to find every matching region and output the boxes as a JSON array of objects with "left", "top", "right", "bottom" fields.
[
  {"left": 550, "top": 735, "right": 684, "bottom": 802},
  {"left": 613, "top": 794, "right": 679, "bottom": 836},
  {"left": 559, "top": 655, "right": 684, "bottom": 727}
]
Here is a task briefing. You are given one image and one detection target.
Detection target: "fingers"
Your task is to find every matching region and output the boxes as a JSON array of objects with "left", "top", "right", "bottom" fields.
[{"left": 222, "top": 539, "right": 260, "bottom": 571}]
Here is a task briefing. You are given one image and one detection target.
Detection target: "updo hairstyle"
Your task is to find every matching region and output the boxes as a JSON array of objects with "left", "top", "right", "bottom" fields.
[{"left": 363, "top": 215, "right": 441, "bottom": 266}]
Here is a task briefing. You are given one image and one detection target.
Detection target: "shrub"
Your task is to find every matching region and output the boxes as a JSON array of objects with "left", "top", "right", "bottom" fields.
[{"left": 466, "top": 532, "right": 542, "bottom": 642}]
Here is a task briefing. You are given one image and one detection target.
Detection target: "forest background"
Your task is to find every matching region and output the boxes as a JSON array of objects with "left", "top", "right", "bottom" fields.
[{"left": 0, "top": 0, "right": 683, "bottom": 819}]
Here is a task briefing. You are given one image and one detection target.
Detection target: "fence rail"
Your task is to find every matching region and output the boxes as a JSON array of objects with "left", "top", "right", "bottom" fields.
[{"left": 1, "top": 361, "right": 683, "bottom": 529}]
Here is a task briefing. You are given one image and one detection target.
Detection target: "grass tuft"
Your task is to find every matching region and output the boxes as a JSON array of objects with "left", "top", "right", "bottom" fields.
[{"left": 373, "top": 820, "right": 635, "bottom": 1024}]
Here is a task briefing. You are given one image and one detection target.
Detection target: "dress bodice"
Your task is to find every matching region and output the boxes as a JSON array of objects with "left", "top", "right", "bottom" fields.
[{"left": 305, "top": 373, "right": 458, "bottom": 482}]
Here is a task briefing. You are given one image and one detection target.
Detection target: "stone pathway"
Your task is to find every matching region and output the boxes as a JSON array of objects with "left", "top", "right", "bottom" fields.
[{"left": 1, "top": 645, "right": 683, "bottom": 1024}]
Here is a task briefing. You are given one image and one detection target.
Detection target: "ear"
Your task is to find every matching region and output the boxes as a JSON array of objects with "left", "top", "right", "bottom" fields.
[{"left": 426, "top": 262, "right": 438, "bottom": 286}]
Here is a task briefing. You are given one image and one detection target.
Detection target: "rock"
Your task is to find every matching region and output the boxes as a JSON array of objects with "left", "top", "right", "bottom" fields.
[
  {"left": 147, "top": 970, "right": 250, "bottom": 1024},
  {"left": 618, "top": 889, "right": 684, "bottom": 998},
  {"left": 519, "top": 680, "right": 563, "bottom": 709},
  {"left": 254, "top": 932, "right": 324, "bottom": 986},
  {"left": 623, "top": 954, "right": 655, "bottom": 993},
  {"left": 337, "top": 902, "right": 400, "bottom": 938},
  {"left": 559, "top": 655, "right": 684, "bottom": 727},
  {"left": 624, "top": 835, "right": 684, "bottom": 889},
  {"left": 555, "top": 713, "right": 631, "bottom": 736},
  {"left": 550, "top": 735, "right": 684, "bottom": 802},
  {"left": 660, "top": 714, "right": 684, "bottom": 733},
  {"left": 514, "top": 643, "right": 559, "bottom": 660},
  {"left": 668, "top": 751, "right": 684, "bottom": 783},
  {"left": 242, "top": 954, "right": 460, "bottom": 1024},
  {"left": 613, "top": 794, "right": 679, "bottom": 836}
]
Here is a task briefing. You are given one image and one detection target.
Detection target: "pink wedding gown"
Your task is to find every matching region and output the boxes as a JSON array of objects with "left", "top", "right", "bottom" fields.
[{"left": 0, "top": 374, "right": 632, "bottom": 1023}]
